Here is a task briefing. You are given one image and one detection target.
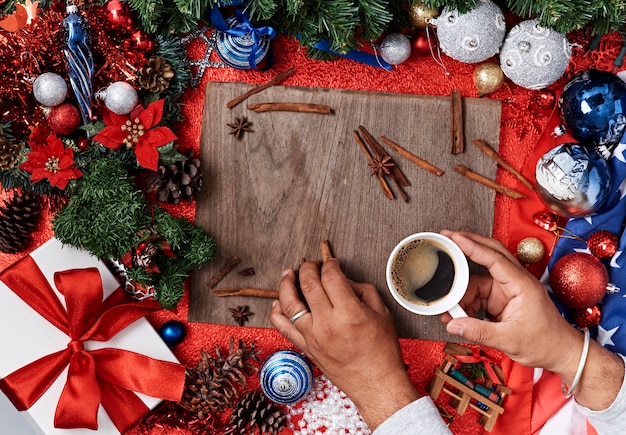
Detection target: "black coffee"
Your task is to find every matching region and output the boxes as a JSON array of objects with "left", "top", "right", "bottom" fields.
[{"left": 391, "top": 239, "right": 456, "bottom": 305}]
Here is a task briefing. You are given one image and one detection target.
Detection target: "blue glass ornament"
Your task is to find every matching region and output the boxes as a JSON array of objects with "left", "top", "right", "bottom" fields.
[
  {"left": 212, "top": 9, "right": 274, "bottom": 70},
  {"left": 62, "top": 5, "right": 94, "bottom": 125},
  {"left": 260, "top": 350, "right": 313, "bottom": 404},
  {"left": 158, "top": 320, "right": 187, "bottom": 347},
  {"left": 535, "top": 143, "right": 611, "bottom": 218},
  {"left": 558, "top": 70, "right": 626, "bottom": 150}
]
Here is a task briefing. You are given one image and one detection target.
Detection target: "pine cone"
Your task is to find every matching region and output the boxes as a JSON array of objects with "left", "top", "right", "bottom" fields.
[
  {"left": 0, "top": 191, "right": 42, "bottom": 254},
  {"left": 229, "top": 390, "right": 288, "bottom": 435},
  {"left": 0, "top": 135, "right": 23, "bottom": 170},
  {"left": 180, "top": 338, "right": 261, "bottom": 418},
  {"left": 138, "top": 56, "right": 175, "bottom": 93},
  {"left": 143, "top": 149, "right": 202, "bottom": 204}
]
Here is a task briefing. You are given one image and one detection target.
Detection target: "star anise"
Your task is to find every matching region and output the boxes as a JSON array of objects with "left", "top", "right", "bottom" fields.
[
  {"left": 368, "top": 155, "right": 395, "bottom": 177},
  {"left": 229, "top": 305, "right": 253, "bottom": 326},
  {"left": 227, "top": 117, "right": 254, "bottom": 140}
]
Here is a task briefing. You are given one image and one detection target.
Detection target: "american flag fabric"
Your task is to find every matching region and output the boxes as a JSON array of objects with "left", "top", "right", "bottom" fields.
[
  {"left": 535, "top": 136, "right": 626, "bottom": 434},
  {"left": 544, "top": 135, "right": 626, "bottom": 353}
]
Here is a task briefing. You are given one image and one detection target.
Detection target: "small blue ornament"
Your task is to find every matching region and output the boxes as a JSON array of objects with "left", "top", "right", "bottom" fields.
[
  {"left": 214, "top": 10, "right": 274, "bottom": 70},
  {"left": 535, "top": 142, "right": 611, "bottom": 218},
  {"left": 559, "top": 70, "right": 626, "bottom": 149},
  {"left": 158, "top": 320, "right": 187, "bottom": 347},
  {"left": 260, "top": 350, "right": 313, "bottom": 404}
]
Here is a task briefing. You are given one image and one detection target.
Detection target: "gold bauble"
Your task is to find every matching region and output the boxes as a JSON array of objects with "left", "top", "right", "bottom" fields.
[
  {"left": 473, "top": 62, "right": 505, "bottom": 96},
  {"left": 516, "top": 237, "right": 545, "bottom": 264},
  {"left": 408, "top": 3, "right": 439, "bottom": 29}
]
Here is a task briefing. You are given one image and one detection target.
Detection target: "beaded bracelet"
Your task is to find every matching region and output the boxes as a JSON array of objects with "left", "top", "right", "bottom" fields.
[{"left": 561, "top": 328, "right": 591, "bottom": 398}]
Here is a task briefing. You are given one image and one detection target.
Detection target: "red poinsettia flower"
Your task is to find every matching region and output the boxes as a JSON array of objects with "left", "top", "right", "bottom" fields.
[
  {"left": 20, "top": 133, "right": 82, "bottom": 190},
  {"left": 93, "top": 99, "right": 177, "bottom": 170}
]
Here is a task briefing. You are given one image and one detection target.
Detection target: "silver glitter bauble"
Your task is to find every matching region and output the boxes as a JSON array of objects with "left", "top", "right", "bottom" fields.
[
  {"left": 500, "top": 20, "right": 571, "bottom": 90},
  {"left": 33, "top": 72, "right": 68, "bottom": 107},
  {"left": 260, "top": 350, "right": 313, "bottom": 404},
  {"left": 535, "top": 143, "right": 611, "bottom": 218},
  {"left": 433, "top": 0, "right": 506, "bottom": 64},
  {"left": 105, "top": 81, "right": 139, "bottom": 115},
  {"left": 380, "top": 33, "right": 411, "bottom": 65}
]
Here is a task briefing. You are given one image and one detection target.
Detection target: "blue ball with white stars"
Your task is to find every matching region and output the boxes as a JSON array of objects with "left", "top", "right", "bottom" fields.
[
  {"left": 158, "top": 320, "right": 187, "bottom": 347},
  {"left": 559, "top": 70, "right": 626, "bottom": 149}
]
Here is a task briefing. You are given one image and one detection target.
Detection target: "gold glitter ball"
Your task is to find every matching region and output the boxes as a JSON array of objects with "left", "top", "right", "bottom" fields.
[
  {"left": 516, "top": 237, "right": 545, "bottom": 264},
  {"left": 408, "top": 3, "right": 439, "bottom": 29}
]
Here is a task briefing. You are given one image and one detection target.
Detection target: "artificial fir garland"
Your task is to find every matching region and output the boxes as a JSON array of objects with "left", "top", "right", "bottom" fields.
[{"left": 53, "top": 158, "right": 216, "bottom": 309}]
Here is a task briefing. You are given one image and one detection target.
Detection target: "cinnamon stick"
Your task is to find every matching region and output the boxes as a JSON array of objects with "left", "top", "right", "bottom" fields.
[
  {"left": 472, "top": 139, "right": 534, "bottom": 190},
  {"left": 206, "top": 256, "right": 241, "bottom": 289},
  {"left": 450, "top": 90, "right": 464, "bottom": 154},
  {"left": 247, "top": 102, "right": 333, "bottom": 114},
  {"left": 226, "top": 67, "right": 295, "bottom": 109},
  {"left": 358, "top": 126, "right": 410, "bottom": 187},
  {"left": 454, "top": 165, "right": 526, "bottom": 200},
  {"left": 320, "top": 240, "right": 333, "bottom": 263},
  {"left": 380, "top": 136, "right": 444, "bottom": 176},
  {"left": 353, "top": 130, "right": 394, "bottom": 200},
  {"left": 214, "top": 287, "right": 279, "bottom": 299}
]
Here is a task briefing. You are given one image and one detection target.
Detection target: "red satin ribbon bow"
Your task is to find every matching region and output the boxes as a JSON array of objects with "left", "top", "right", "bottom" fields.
[
  {"left": 0, "top": 255, "right": 186, "bottom": 432},
  {"left": 455, "top": 347, "right": 501, "bottom": 385}
]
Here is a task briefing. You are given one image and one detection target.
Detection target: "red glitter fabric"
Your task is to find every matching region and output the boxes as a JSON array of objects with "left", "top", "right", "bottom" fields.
[{"left": 2, "top": 27, "right": 625, "bottom": 435}]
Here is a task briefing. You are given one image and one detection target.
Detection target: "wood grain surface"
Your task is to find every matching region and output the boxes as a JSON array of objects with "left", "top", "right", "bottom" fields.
[{"left": 190, "top": 82, "right": 502, "bottom": 341}]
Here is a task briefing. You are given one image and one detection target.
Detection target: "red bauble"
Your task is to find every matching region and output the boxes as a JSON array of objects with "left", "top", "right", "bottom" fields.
[
  {"left": 131, "top": 29, "right": 155, "bottom": 53},
  {"left": 47, "top": 103, "right": 81, "bottom": 136},
  {"left": 77, "top": 137, "right": 90, "bottom": 150},
  {"left": 106, "top": 0, "right": 133, "bottom": 32},
  {"left": 572, "top": 305, "right": 602, "bottom": 329},
  {"left": 411, "top": 31, "right": 434, "bottom": 56},
  {"left": 587, "top": 230, "right": 618, "bottom": 259},
  {"left": 550, "top": 252, "right": 608, "bottom": 309}
]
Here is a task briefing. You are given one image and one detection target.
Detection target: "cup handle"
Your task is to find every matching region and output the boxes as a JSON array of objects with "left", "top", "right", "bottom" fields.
[{"left": 448, "top": 304, "right": 467, "bottom": 319}]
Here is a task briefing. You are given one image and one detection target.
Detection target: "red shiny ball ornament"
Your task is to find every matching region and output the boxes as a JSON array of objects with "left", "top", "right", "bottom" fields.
[
  {"left": 131, "top": 29, "right": 155, "bottom": 53},
  {"left": 77, "top": 137, "right": 90, "bottom": 150},
  {"left": 106, "top": 0, "right": 133, "bottom": 32},
  {"left": 47, "top": 103, "right": 81, "bottom": 136},
  {"left": 550, "top": 252, "right": 609, "bottom": 309},
  {"left": 572, "top": 305, "right": 602, "bottom": 329},
  {"left": 411, "top": 31, "right": 432, "bottom": 56},
  {"left": 587, "top": 230, "right": 618, "bottom": 259}
]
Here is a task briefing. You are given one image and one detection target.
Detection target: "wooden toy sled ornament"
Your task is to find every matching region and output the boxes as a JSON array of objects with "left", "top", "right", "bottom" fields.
[{"left": 429, "top": 343, "right": 512, "bottom": 432}]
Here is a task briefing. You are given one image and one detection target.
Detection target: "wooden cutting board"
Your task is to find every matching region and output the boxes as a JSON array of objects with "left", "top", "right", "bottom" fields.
[{"left": 190, "top": 82, "right": 501, "bottom": 341}]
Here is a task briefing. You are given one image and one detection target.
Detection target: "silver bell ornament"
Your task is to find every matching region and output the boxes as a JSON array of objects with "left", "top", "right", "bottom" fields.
[
  {"left": 33, "top": 72, "right": 68, "bottom": 107},
  {"left": 432, "top": 0, "right": 506, "bottom": 64},
  {"left": 104, "top": 81, "right": 139, "bottom": 115},
  {"left": 535, "top": 143, "right": 611, "bottom": 218},
  {"left": 499, "top": 20, "right": 572, "bottom": 90},
  {"left": 379, "top": 33, "right": 412, "bottom": 65}
]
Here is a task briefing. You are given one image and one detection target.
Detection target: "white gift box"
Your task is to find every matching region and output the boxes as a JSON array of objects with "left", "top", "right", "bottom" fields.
[{"left": 0, "top": 238, "right": 182, "bottom": 434}]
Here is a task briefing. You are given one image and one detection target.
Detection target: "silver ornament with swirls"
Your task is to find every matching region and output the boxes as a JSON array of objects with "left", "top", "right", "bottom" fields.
[
  {"left": 433, "top": 0, "right": 506, "bottom": 64},
  {"left": 500, "top": 20, "right": 571, "bottom": 90},
  {"left": 260, "top": 350, "right": 313, "bottom": 404}
]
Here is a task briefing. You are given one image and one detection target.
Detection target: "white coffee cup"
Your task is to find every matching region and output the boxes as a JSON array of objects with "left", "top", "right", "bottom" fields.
[{"left": 385, "top": 232, "right": 469, "bottom": 318}]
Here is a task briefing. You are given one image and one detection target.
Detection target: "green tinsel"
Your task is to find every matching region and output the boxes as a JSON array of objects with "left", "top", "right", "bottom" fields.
[
  {"left": 52, "top": 157, "right": 215, "bottom": 310},
  {"left": 52, "top": 158, "right": 149, "bottom": 260},
  {"left": 122, "top": 0, "right": 626, "bottom": 48}
]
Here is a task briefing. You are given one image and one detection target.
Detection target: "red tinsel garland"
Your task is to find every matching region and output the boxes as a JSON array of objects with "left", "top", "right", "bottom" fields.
[{"left": 0, "top": 1, "right": 147, "bottom": 137}]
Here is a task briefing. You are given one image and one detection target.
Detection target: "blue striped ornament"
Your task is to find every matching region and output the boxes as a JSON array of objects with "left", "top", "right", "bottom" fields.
[
  {"left": 260, "top": 350, "right": 313, "bottom": 404},
  {"left": 215, "top": 16, "right": 271, "bottom": 69}
]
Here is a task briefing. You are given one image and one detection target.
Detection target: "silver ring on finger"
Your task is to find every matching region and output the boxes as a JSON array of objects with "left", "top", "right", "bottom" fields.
[{"left": 289, "top": 309, "right": 310, "bottom": 323}]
